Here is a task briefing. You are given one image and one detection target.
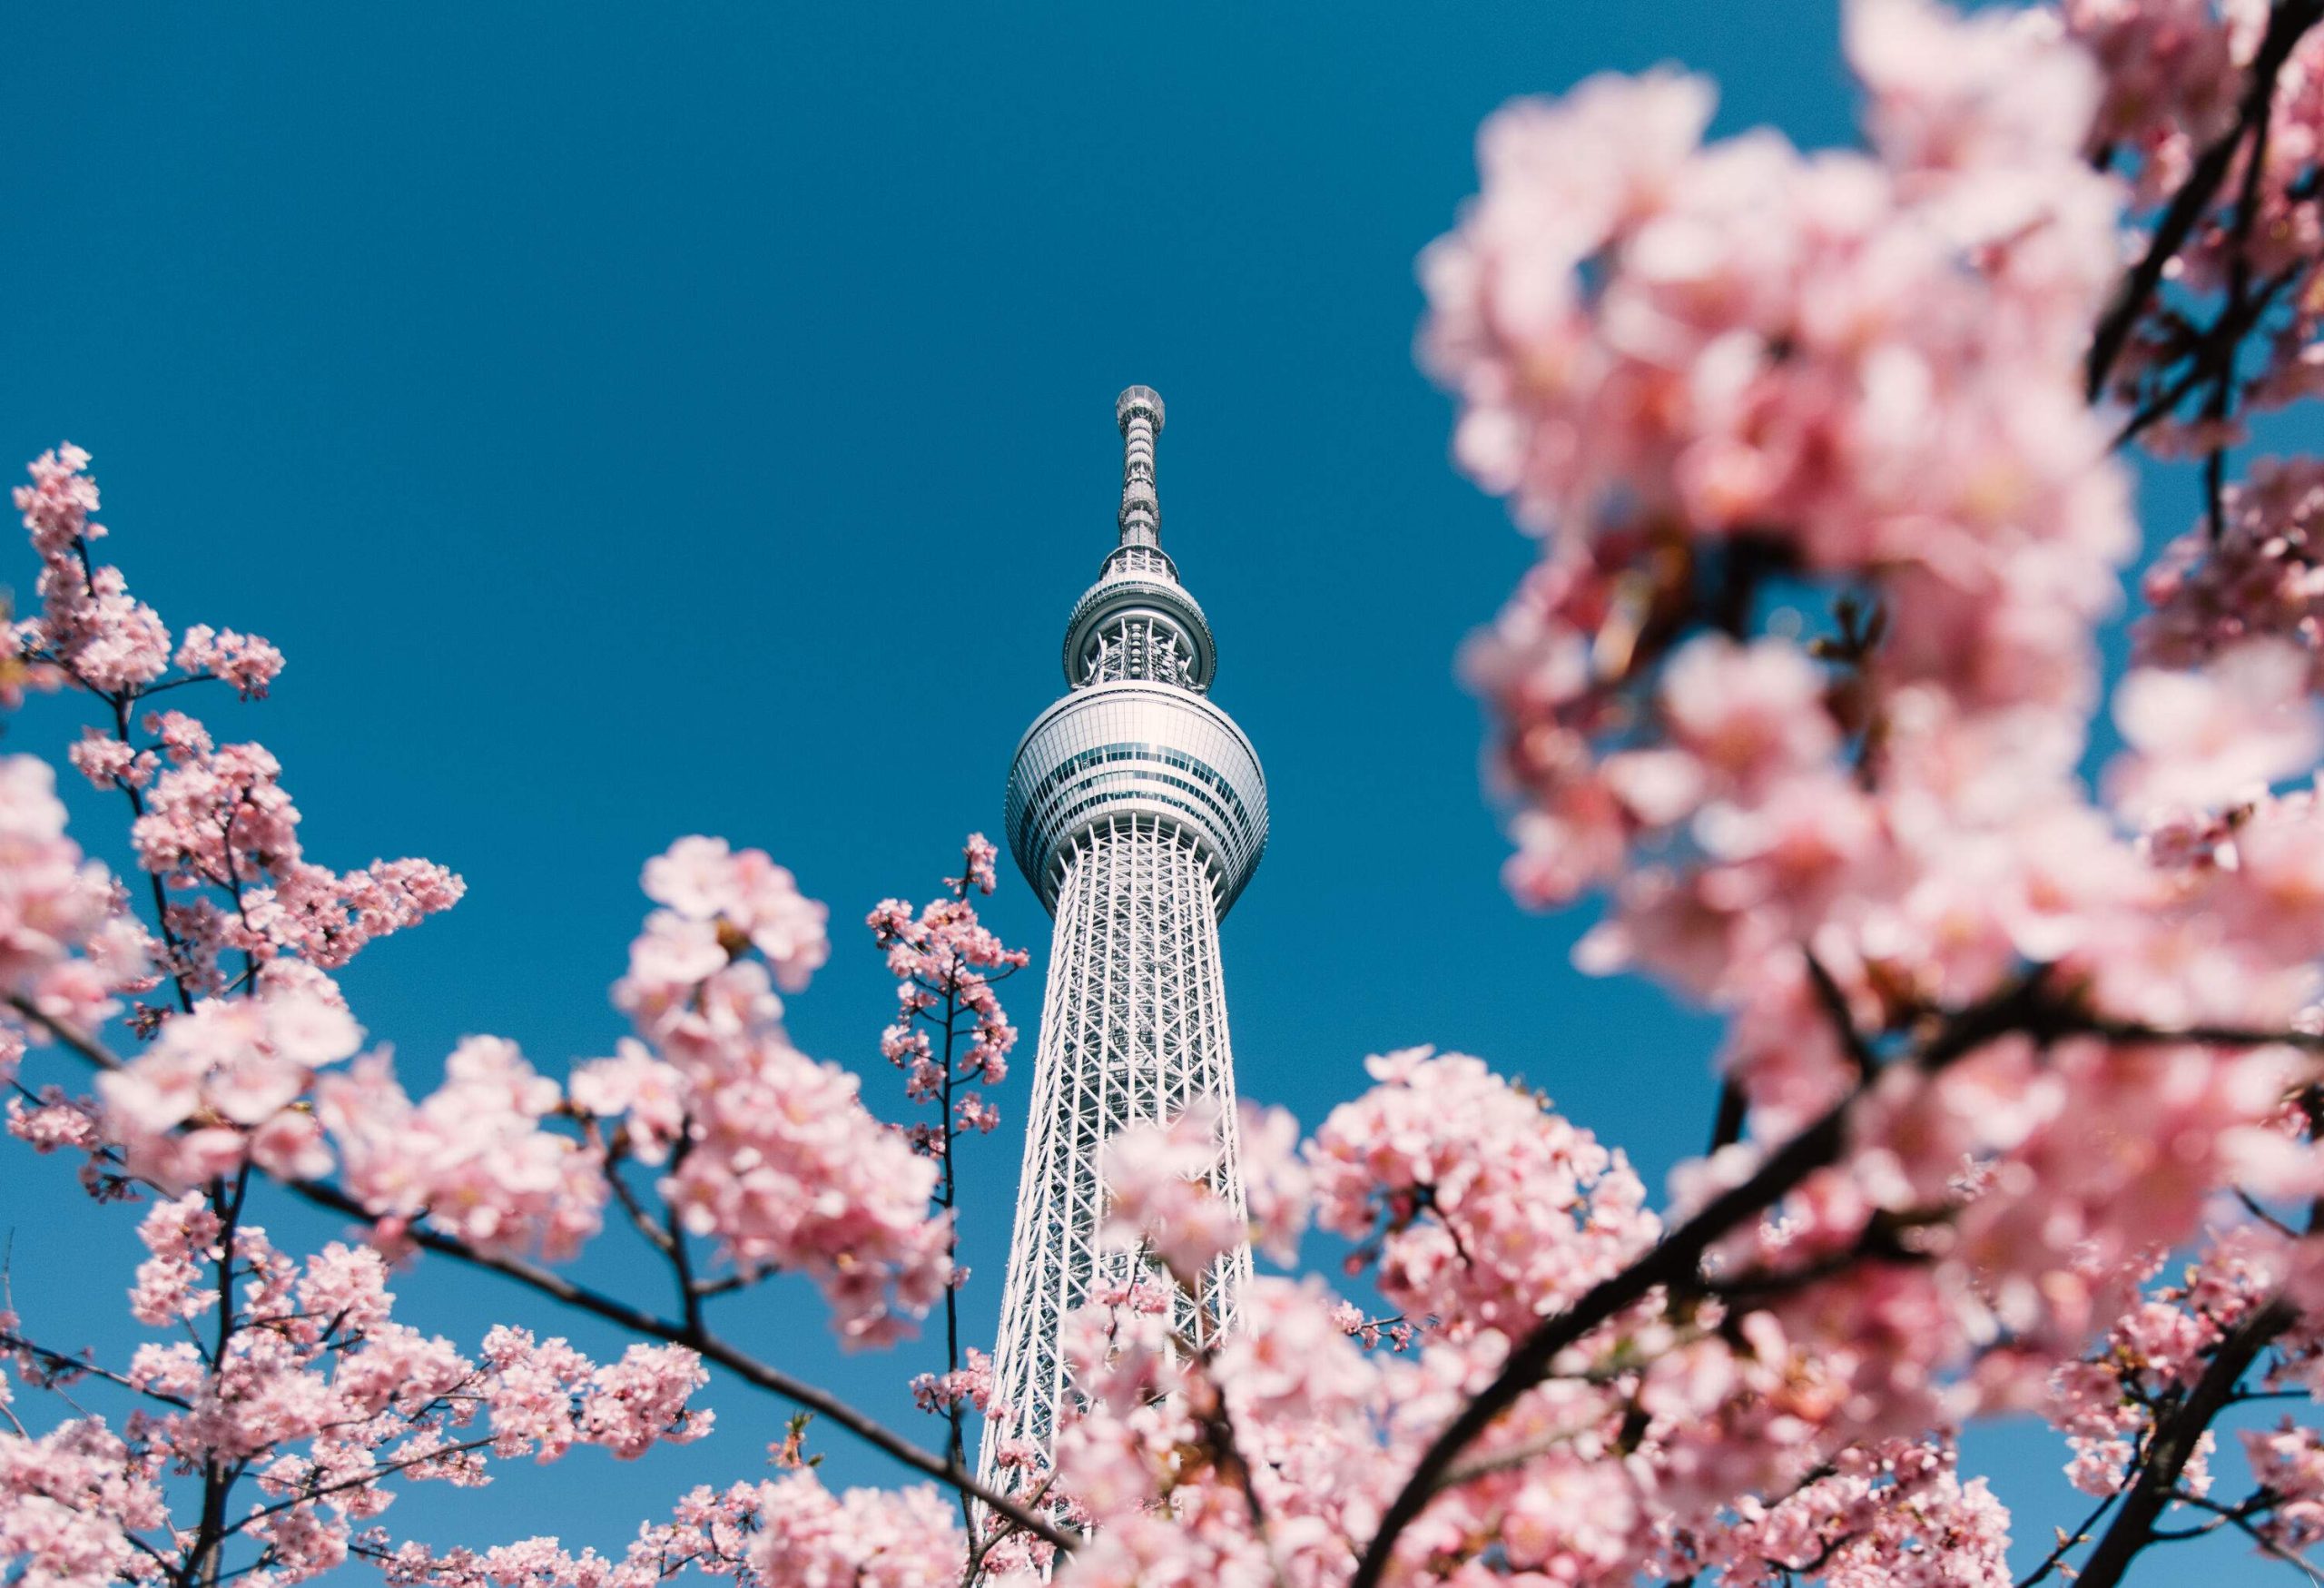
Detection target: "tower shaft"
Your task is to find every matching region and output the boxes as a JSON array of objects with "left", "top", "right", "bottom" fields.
[{"left": 984, "top": 819, "right": 1250, "bottom": 1465}]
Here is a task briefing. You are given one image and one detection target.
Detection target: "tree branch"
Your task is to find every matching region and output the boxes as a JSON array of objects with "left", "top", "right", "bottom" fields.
[
  {"left": 2084, "top": 0, "right": 2324, "bottom": 399},
  {"left": 2014, "top": 1484, "right": 2122, "bottom": 1588},
  {"left": 2071, "top": 1296, "right": 2297, "bottom": 1588},
  {"left": 1344, "top": 969, "right": 2271, "bottom": 1588},
  {"left": 0, "top": 1330, "right": 193, "bottom": 1409},
  {"left": 2160, "top": 1491, "right": 2323, "bottom": 1584},
  {"left": 4, "top": 995, "right": 1077, "bottom": 1554}
]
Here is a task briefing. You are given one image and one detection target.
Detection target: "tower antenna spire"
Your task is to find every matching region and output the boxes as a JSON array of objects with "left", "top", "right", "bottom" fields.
[{"left": 1115, "top": 385, "right": 1164, "bottom": 548}]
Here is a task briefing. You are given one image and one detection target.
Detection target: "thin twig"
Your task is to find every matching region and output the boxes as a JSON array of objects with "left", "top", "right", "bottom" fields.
[
  {"left": 2170, "top": 1493, "right": 2324, "bottom": 1585},
  {"left": 2015, "top": 1484, "right": 2124, "bottom": 1588},
  {"left": 1707, "top": 1080, "right": 1748, "bottom": 1155},
  {"left": 1802, "top": 949, "right": 1879, "bottom": 1078},
  {"left": 0, "top": 1331, "right": 194, "bottom": 1409},
  {"left": 220, "top": 1435, "right": 499, "bottom": 1536}
]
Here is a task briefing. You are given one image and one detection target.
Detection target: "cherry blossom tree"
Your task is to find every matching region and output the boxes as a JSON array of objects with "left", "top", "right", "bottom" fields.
[
  {"left": 0, "top": 442, "right": 1054, "bottom": 1584},
  {"left": 11, "top": 0, "right": 2324, "bottom": 1584}
]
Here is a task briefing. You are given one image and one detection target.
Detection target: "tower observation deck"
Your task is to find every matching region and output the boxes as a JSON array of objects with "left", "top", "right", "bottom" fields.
[{"left": 980, "top": 387, "right": 1268, "bottom": 1490}]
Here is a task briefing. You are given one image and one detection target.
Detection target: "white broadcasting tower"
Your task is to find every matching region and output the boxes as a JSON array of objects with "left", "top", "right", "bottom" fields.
[{"left": 980, "top": 386, "right": 1269, "bottom": 1487}]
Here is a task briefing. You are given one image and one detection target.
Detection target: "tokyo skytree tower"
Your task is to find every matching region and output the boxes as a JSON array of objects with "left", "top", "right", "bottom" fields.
[{"left": 980, "top": 386, "right": 1269, "bottom": 1485}]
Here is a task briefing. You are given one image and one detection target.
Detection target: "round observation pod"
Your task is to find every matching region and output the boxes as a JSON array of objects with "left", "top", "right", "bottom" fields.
[
  {"left": 1004, "top": 681, "right": 1268, "bottom": 916},
  {"left": 1059, "top": 554, "right": 1217, "bottom": 690}
]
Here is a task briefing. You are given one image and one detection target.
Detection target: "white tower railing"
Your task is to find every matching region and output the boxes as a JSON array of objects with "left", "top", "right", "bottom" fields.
[{"left": 980, "top": 387, "right": 1269, "bottom": 1492}]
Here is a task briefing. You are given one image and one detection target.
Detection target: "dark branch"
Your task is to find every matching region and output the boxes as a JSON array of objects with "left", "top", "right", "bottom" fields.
[
  {"left": 2072, "top": 1296, "right": 2297, "bottom": 1588},
  {"left": 1344, "top": 969, "right": 2307, "bottom": 1588},
  {"left": 2084, "top": 0, "right": 2324, "bottom": 399}
]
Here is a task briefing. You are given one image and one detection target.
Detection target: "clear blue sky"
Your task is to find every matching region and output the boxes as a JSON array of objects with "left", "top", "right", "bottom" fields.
[{"left": 0, "top": 0, "right": 2242, "bottom": 1573}]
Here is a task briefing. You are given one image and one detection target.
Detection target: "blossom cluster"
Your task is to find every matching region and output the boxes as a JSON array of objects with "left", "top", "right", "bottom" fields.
[
  {"left": 119, "top": 721, "right": 463, "bottom": 981},
  {"left": 580, "top": 835, "right": 952, "bottom": 1345},
  {"left": 365, "top": 1483, "right": 754, "bottom": 1588},
  {"left": 373, "top": 1473, "right": 968, "bottom": 1588},
  {"left": 64, "top": 828, "right": 964, "bottom": 1341},
  {"left": 11, "top": 446, "right": 457, "bottom": 1019},
  {"left": 8, "top": 445, "right": 273, "bottom": 701},
  {"left": 866, "top": 833, "right": 1028, "bottom": 1159},
  {"left": 322, "top": 1038, "right": 610, "bottom": 1261},
  {"left": 1098, "top": 1103, "right": 1248, "bottom": 1284},
  {"left": 2045, "top": 1218, "right": 2324, "bottom": 1511},
  {"left": 1307, "top": 1047, "right": 1655, "bottom": 1339},
  {"left": 5, "top": 448, "right": 951, "bottom": 1346},
  {"left": 97, "top": 991, "right": 361, "bottom": 1188},
  {"left": 1027, "top": 1058, "right": 2022, "bottom": 1588},
  {"left": 0, "top": 755, "right": 139, "bottom": 1041},
  {"left": 0, "top": 1203, "right": 709, "bottom": 1588},
  {"left": 910, "top": 1349, "right": 996, "bottom": 1416},
  {"left": 2142, "top": 457, "right": 2324, "bottom": 685},
  {"left": 1685, "top": 1437, "right": 2012, "bottom": 1587}
]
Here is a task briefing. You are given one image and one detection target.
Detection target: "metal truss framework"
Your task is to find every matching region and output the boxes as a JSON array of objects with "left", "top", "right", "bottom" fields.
[
  {"left": 983, "top": 817, "right": 1252, "bottom": 1465},
  {"left": 980, "top": 387, "right": 1269, "bottom": 1500},
  {"left": 1080, "top": 615, "right": 1196, "bottom": 689}
]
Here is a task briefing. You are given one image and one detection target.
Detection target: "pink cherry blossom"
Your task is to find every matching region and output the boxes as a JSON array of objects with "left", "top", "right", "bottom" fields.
[
  {"left": 866, "top": 845, "right": 1029, "bottom": 1169},
  {"left": 126, "top": 1192, "right": 223, "bottom": 1326},
  {"left": 9, "top": 448, "right": 187, "bottom": 698},
  {"left": 642, "top": 835, "right": 829, "bottom": 991},
  {"left": 950, "top": 833, "right": 1000, "bottom": 896},
  {"left": 911, "top": 1349, "right": 995, "bottom": 1416},
  {"left": 749, "top": 1471, "right": 964, "bottom": 1588},
  {"left": 3, "top": 1210, "right": 717, "bottom": 1588},
  {"left": 567, "top": 1039, "right": 686, "bottom": 1165},
  {"left": 1101, "top": 1104, "right": 1244, "bottom": 1284},
  {"left": 2247, "top": 1421, "right": 2324, "bottom": 1553},
  {"left": 2064, "top": 0, "right": 2240, "bottom": 198},
  {"left": 2141, "top": 458, "right": 2324, "bottom": 686},
  {"left": 2110, "top": 637, "right": 2322, "bottom": 814},
  {"left": 14, "top": 10, "right": 2324, "bottom": 1588},
  {"left": 1308, "top": 1048, "right": 1657, "bottom": 1339},
  {"left": 0, "top": 755, "right": 126, "bottom": 1033},
  {"left": 318, "top": 1037, "right": 608, "bottom": 1262},
  {"left": 173, "top": 625, "right": 285, "bottom": 700},
  {"left": 1236, "top": 1103, "right": 1310, "bottom": 1265},
  {"left": 589, "top": 843, "right": 962, "bottom": 1345},
  {"left": 1694, "top": 1435, "right": 2012, "bottom": 1587},
  {"left": 1659, "top": 636, "right": 1840, "bottom": 792},
  {"left": 0, "top": 1417, "right": 169, "bottom": 1588}
]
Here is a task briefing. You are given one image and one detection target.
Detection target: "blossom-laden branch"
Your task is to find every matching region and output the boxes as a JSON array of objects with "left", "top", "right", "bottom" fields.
[
  {"left": 868, "top": 835, "right": 1028, "bottom": 1511},
  {"left": 1033, "top": 1065, "right": 2024, "bottom": 1588},
  {"left": 2082, "top": 0, "right": 2324, "bottom": 407},
  {"left": 10, "top": 444, "right": 459, "bottom": 1030},
  {"left": 0, "top": 1195, "right": 714, "bottom": 1588},
  {"left": 359, "top": 1475, "right": 965, "bottom": 1588},
  {"left": 2073, "top": 1292, "right": 2300, "bottom": 1587},
  {"left": 1342, "top": 0, "right": 2324, "bottom": 1581},
  {"left": 4, "top": 941, "right": 1074, "bottom": 1561}
]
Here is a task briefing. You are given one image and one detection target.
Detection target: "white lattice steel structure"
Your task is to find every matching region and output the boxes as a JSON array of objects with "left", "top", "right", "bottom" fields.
[{"left": 980, "top": 387, "right": 1269, "bottom": 1493}]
